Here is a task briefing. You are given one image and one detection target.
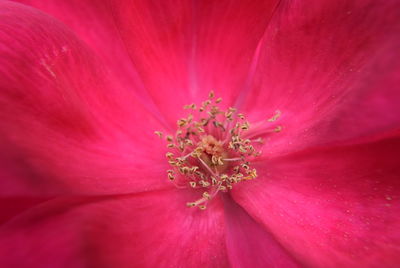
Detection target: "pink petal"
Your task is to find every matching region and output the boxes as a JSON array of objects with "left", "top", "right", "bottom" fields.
[
  {"left": 0, "top": 2, "right": 170, "bottom": 196},
  {"left": 224, "top": 195, "right": 300, "bottom": 268},
  {"left": 232, "top": 137, "right": 400, "bottom": 267},
  {"left": 242, "top": 0, "right": 400, "bottom": 155},
  {"left": 0, "top": 189, "right": 228, "bottom": 268},
  {"left": 14, "top": 0, "right": 164, "bottom": 119},
  {"left": 188, "top": 0, "right": 281, "bottom": 106},
  {"left": 110, "top": 0, "right": 194, "bottom": 125},
  {"left": 111, "top": 0, "right": 281, "bottom": 124}
]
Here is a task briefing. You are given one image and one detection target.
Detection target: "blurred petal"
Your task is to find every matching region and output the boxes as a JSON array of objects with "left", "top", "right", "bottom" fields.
[
  {"left": 0, "top": 189, "right": 228, "bottom": 268},
  {"left": 243, "top": 0, "right": 400, "bottom": 155},
  {"left": 0, "top": 2, "right": 170, "bottom": 196},
  {"left": 233, "top": 137, "right": 400, "bottom": 267}
]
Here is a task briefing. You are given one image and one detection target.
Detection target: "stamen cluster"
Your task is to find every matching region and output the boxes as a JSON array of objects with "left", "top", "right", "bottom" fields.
[{"left": 156, "top": 91, "right": 281, "bottom": 210}]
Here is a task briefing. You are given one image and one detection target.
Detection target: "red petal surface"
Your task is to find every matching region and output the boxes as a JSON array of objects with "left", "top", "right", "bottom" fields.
[
  {"left": 14, "top": 0, "right": 166, "bottom": 121},
  {"left": 0, "top": 2, "right": 170, "bottom": 196},
  {"left": 224, "top": 195, "right": 300, "bottom": 268},
  {"left": 111, "top": 0, "right": 281, "bottom": 124},
  {"left": 242, "top": 0, "right": 400, "bottom": 155},
  {"left": 233, "top": 137, "right": 400, "bottom": 267},
  {"left": 0, "top": 189, "right": 228, "bottom": 268}
]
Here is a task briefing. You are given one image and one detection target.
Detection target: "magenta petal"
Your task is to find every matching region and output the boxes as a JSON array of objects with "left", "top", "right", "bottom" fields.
[
  {"left": 233, "top": 137, "right": 400, "bottom": 267},
  {"left": 189, "top": 0, "right": 281, "bottom": 106},
  {"left": 111, "top": 0, "right": 194, "bottom": 124},
  {"left": 13, "top": 0, "right": 164, "bottom": 117},
  {"left": 0, "top": 2, "right": 170, "bottom": 195},
  {"left": 111, "top": 0, "right": 281, "bottom": 124},
  {"left": 0, "top": 190, "right": 228, "bottom": 268},
  {"left": 224, "top": 196, "right": 300, "bottom": 268},
  {"left": 243, "top": 0, "right": 400, "bottom": 154}
]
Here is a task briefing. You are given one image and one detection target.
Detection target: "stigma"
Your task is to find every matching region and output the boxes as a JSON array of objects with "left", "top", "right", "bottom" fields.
[{"left": 156, "top": 91, "right": 281, "bottom": 210}]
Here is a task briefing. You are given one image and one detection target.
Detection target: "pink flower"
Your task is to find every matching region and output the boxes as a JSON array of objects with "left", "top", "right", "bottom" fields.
[{"left": 0, "top": 0, "right": 400, "bottom": 267}]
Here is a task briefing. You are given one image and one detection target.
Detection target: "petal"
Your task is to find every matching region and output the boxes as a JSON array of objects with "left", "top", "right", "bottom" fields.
[
  {"left": 224, "top": 195, "right": 300, "bottom": 268},
  {"left": 232, "top": 137, "right": 400, "bottom": 267},
  {"left": 0, "top": 2, "right": 170, "bottom": 196},
  {"left": 14, "top": 0, "right": 164, "bottom": 119},
  {"left": 110, "top": 0, "right": 193, "bottom": 124},
  {"left": 189, "top": 0, "right": 281, "bottom": 106},
  {"left": 242, "top": 0, "right": 400, "bottom": 155},
  {"left": 0, "top": 189, "right": 229, "bottom": 268},
  {"left": 111, "top": 0, "right": 281, "bottom": 124}
]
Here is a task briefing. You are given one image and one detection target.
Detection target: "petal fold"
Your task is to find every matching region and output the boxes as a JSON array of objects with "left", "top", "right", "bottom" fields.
[{"left": 224, "top": 196, "right": 300, "bottom": 268}]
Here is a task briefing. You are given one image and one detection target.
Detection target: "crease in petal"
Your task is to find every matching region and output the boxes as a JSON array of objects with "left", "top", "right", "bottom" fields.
[{"left": 224, "top": 195, "right": 300, "bottom": 268}]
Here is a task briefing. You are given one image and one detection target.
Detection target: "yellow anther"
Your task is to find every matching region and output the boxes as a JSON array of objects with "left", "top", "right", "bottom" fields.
[
  {"left": 211, "top": 155, "right": 218, "bottom": 165},
  {"left": 209, "top": 91, "right": 215, "bottom": 99},
  {"left": 202, "top": 181, "right": 210, "bottom": 187},
  {"left": 241, "top": 122, "right": 250, "bottom": 130},
  {"left": 225, "top": 111, "right": 233, "bottom": 118},
  {"left": 177, "top": 118, "right": 187, "bottom": 127},
  {"left": 274, "top": 126, "right": 282, "bottom": 132},
  {"left": 184, "top": 103, "right": 196, "bottom": 109},
  {"left": 216, "top": 97, "right": 222, "bottom": 103},
  {"left": 168, "top": 173, "right": 175, "bottom": 181},
  {"left": 203, "top": 192, "right": 211, "bottom": 200},
  {"left": 190, "top": 166, "right": 199, "bottom": 173},
  {"left": 220, "top": 174, "right": 229, "bottom": 181},
  {"left": 191, "top": 147, "right": 203, "bottom": 158},
  {"left": 267, "top": 110, "right": 281, "bottom": 122},
  {"left": 185, "top": 139, "right": 193, "bottom": 146},
  {"left": 168, "top": 160, "right": 177, "bottom": 166},
  {"left": 189, "top": 181, "right": 197, "bottom": 188},
  {"left": 154, "top": 131, "right": 163, "bottom": 138}
]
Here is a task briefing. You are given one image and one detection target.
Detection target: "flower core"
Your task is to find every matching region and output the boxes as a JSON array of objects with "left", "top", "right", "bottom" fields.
[{"left": 156, "top": 91, "right": 281, "bottom": 210}]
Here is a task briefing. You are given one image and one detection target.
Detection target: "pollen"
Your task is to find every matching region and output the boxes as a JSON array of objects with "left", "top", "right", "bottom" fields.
[{"left": 156, "top": 92, "right": 282, "bottom": 210}]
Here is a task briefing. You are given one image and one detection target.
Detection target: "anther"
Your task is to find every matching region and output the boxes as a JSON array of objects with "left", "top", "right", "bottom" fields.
[
  {"left": 268, "top": 110, "right": 281, "bottom": 122},
  {"left": 154, "top": 131, "right": 163, "bottom": 138}
]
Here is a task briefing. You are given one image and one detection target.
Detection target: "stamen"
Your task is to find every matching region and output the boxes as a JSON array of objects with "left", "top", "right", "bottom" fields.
[{"left": 156, "top": 91, "right": 282, "bottom": 210}]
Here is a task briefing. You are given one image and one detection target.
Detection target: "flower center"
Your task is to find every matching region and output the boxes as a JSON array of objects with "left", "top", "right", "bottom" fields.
[{"left": 155, "top": 91, "right": 281, "bottom": 210}]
